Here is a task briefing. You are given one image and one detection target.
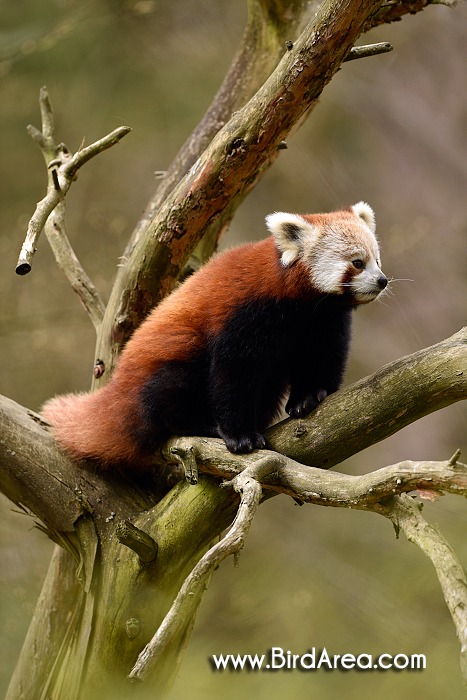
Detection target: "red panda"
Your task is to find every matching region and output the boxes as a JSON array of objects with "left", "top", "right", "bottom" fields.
[{"left": 42, "top": 202, "right": 387, "bottom": 469}]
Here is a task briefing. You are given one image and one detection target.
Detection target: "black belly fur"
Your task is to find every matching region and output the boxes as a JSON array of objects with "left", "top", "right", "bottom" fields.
[{"left": 134, "top": 295, "right": 353, "bottom": 454}]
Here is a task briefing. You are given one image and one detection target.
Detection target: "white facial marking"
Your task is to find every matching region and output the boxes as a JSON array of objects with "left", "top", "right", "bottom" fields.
[
  {"left": 305, "top": 230, "right": 350, "bottom": 293},
  {"left": 350, "top": 257, "right": 386, "bottom": 302},
  {"left": 303, "top": 207, "right": 384, "bottom": 300}
]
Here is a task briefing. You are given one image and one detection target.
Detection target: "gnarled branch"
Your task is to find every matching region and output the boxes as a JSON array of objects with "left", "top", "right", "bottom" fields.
[
  {"left": 44, "top": 202, "right": 106, "bottom": 330},
  {"left": 129, "top": 467, "right": 263, "bottom": 682},
  {"left": 377, "top": 493, "right": 467, "bottom": 681},
  {"left": 16, "top": 87, "right": 129, "bottom": 333}
]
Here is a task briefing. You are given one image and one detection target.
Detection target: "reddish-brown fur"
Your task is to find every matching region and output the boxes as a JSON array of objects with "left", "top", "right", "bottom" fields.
[{"left": 42, "top": 238, "right": 314, "bottom": 467}]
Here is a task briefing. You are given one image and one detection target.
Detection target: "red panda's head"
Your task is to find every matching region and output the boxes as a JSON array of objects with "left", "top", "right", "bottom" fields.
[{"left": 265, "top": 202, "right": 387, "bottom": 304}]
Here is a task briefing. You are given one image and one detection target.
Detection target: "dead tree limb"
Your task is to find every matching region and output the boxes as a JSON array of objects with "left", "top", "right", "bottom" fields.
[
  {"left": 16, "top": 86, "right": 129, "bottom": 332},
  {"left": 377, "top": 493, "right": 467, "bottom": 681},
  {"left": 129, "top": 467, "right": 264, "bottom": 682}
]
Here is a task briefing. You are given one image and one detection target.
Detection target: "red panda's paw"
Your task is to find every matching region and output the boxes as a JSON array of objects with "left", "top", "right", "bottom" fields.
[
  {"left": 286, "top": 389, "right": 328, "bottom": 419},
  {"left": 222, "top": 432, "right": 266, "bottom": 454}
]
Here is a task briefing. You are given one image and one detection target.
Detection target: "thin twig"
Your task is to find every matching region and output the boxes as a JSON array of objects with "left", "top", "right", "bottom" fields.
[
  {"left": 64, "top": 126, "right": 132, "bottom": 178},
  {"left": 39, "top": 84, "right": 54, "bottom": 143},
  {"left": 344, "top": 42, "right": 393, "bottom": 61},
  {"left": 44, "top": 204, "right": 105, "bottom": 330},
  {"left": 16, "top": 86, "right": 131, "bottom": 276},
  {"left": 16, "top": 188, "right": 63, "bottom": 275},
  {"left": 128, "top": 465, "right": 264, "bottom": 682}
]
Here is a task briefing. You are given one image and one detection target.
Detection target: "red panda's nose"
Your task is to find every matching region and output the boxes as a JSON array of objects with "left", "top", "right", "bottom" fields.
[{"left": 377, "top": 275, "right": 388, "bottom": 290}]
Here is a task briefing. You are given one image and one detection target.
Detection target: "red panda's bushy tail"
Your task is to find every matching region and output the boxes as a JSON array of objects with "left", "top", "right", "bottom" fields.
[{"left": 42, "top": 385, "right": 142, "bottom": 468}]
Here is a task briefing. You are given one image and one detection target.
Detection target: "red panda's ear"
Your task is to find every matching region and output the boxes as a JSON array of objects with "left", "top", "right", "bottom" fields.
[
  {"left": 351, "top": 202, "right": 376, "bottom": 233},
  {"left": 265, "top": 212, "right": 317, "bottom": 267}
]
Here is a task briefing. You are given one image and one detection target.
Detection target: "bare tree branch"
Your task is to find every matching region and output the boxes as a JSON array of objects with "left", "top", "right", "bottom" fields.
[
  {"left": 165, "top": 438, "right": 467, "bottom": 505},
  {"left": 129, "top": 466, "right": 263, "bottom": 682},
  {"left": 139, "top": 444, "right": 467, "bottom": 681},
  {"left": 344, "top": 42, "right": 393, "bottom": 61},
  {"left": 124, "top": 0, "right": 313, "bottom": 262},
  {"left": 44, "top": 203, "right": 105, "bottom": 330},
  {"left": 377, "top": 494, "right": 467, "bottom": 681},
  {"left": 16, "top": 86, "right": 130, "bottom": 291},
  {"left": 364, "top": 0, "right": 459, "bottom": 32}
]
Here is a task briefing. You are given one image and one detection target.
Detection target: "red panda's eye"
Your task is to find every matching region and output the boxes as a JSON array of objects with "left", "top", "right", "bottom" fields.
[{"left": 352, "top": 259, "right": 364, "bottom": 270}]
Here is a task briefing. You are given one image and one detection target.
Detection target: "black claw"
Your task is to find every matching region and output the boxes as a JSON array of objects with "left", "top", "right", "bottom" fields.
[
  {"left": 223, "top": 432, "right": 266, "bottom": 454},
  {"left": 286, "top": 389, "right": 328, "bottom": 419}
]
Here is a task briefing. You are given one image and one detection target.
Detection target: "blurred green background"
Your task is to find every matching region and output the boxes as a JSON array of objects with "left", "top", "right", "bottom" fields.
[{"left": 1, "top": 1, "right": 466, "bottom": 698}]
